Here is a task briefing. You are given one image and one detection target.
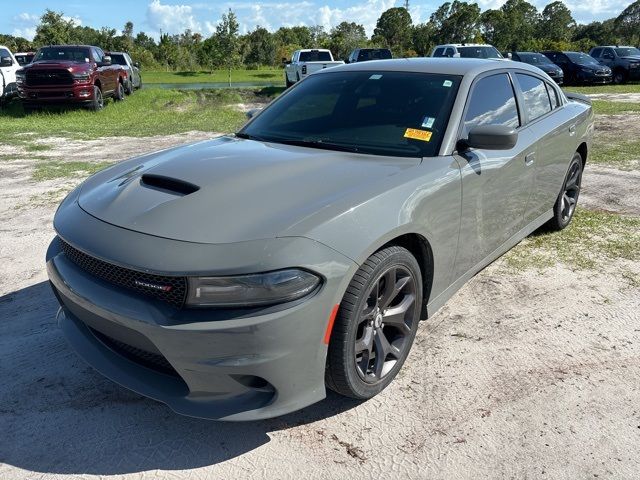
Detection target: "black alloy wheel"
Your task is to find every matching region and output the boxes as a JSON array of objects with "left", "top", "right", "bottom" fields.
[
  {"left": 545, "top": 152, "right": 583, "bottom": 231},
  {"left": 326, "top": 246, "right": 423, "bottom": 399}
]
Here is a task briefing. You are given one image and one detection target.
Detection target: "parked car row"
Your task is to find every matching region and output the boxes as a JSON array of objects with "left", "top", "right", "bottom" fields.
[{"left": 0, "top": 44, "right": 143, "bottom": 111}]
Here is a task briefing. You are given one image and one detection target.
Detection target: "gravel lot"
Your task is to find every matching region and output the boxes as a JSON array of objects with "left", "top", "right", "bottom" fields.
[{"left": 1, "top": 110, "right": 639, "bottom": 479}]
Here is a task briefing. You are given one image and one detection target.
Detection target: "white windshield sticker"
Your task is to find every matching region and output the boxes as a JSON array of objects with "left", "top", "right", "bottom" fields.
[
  {"left": 443, "top": 80, "right": 453, "bottom": 87},
  {"left": 369, "top": 74, "right": 382, "bottom": 80},
  {"left": 421, "top": 116, "right": 435, "bottom": 129}
]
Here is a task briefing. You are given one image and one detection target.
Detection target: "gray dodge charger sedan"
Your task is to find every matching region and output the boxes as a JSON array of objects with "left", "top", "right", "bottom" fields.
[{"left": 47, "top": 58, "right": 593, "bottom": 420}]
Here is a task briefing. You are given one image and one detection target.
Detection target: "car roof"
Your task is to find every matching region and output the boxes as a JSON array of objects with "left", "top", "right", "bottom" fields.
[
  {"left": 315, "top": 57, "right": 543, "bottom": 77},
  {"left": 436, "top": 44, "right": 494, "bottom": 48},
  {"left": 597, "top": 45, "right": 635, "bottom": 48}
]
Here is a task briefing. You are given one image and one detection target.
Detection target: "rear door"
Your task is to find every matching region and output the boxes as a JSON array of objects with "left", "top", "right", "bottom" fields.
[
  {"left": 516, "top": 74, "right": 576, "bottom": 219},
  {"left": 93, "top": 47, "right": 116, "bottom": 93},
  {"left": 452, "top": 71, "right": 536, "bottom": 278}
]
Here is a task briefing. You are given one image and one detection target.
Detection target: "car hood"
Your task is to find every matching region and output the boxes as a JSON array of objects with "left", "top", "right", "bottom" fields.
[
  {"left": 27, "top": 60, "right": 91, "bottom": 72},
  {"left": 620, "top": 56, "right": 640, "bottom": 62},
  {"left": 77, "top": 136, "right": 420, "bottom": 244}
]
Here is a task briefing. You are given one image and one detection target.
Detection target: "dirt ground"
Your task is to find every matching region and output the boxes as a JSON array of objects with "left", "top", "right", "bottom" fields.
[{"left": 1, "top": 111, "right": 639, "bottom": 479}]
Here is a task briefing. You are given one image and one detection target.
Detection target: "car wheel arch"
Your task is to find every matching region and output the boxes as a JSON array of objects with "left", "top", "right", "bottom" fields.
[
  {"left": 577, "top": 142, "right": 587, "bottom": 166},
  {"left": 351, "top": 230, "right": 434, "bottom": 320}
]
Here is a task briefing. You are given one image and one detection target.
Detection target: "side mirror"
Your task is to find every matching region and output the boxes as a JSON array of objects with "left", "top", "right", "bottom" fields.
[
  {"left": 453, "top": 52, "right": 461, "bottom": 58},
  {"left": 0, "top": 56, "right": 13, "bottom": 67},
  {"left": 459, "top": 125, "right": 518, "bottom": 151},
  {"left": 134, "top": 61, "right": 141, "bottom": 69},
  {"left": 100, "top": 56, "right": 112, "bottom": 66},
  {"left": 282, "top": 57, "right": 291, "bottom": 65},
  {"left": 246, "top": 108, "right": 262, "bottom": 119}
]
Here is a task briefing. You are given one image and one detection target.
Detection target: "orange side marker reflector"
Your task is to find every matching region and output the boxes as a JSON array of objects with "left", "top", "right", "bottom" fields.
[{"left": 323, "top": 304, "right": 340, "bottom": 345}]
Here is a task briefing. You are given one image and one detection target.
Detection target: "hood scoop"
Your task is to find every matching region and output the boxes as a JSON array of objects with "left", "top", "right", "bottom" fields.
[{"left": 140, "top": 174, "right": 200, "bottom": 196}]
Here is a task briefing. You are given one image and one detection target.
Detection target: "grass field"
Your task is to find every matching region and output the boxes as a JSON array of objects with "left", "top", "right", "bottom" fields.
[
  {"left": 564, "top": 83, "right": 640, "bottom": 94},
  {"left": 144, "top": 69, "right": 284, "bottom": 84},
  {"left": 0, "top": 88, "right": 288, "bottom": 144}
]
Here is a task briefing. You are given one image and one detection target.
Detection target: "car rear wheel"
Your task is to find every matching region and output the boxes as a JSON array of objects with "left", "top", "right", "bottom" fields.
[
  {"left": 124, "top": 78, "right": 133, "bottom": 95},
  {"left": 285, "top": 74, "right": 293, "bottom": 88},
  {"left": 89, "top": 85, "right": 104, "bottom": 111},
  {"left": 545, "top": 152, "right": 583, "bottom": 231},
  {"left": 326, "top": 246, "right": 422, "bottom": 399}
]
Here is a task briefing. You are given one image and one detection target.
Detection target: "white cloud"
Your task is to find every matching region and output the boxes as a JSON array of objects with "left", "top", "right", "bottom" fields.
[
  {"left": 11, "top": 12, "right": 40, "bottom": 41},
  {"left": 146, "top": 0, "right": 202, "bottom": 34}
]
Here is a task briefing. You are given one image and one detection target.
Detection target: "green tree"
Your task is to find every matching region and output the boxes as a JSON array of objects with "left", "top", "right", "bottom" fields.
[
  {"left": 122, "top": 21, "right": 134, "bottom": 52},
  {"left": 212, "top": 8, "right": 241, "bottom": 86},
  {"left": 572, "top": 19, "right": 617, "bottom": 48},
  {"left": 328, "top": 22, "right": 367, "bottom": 60},
  {"left": 412, "top": 23, "right": 436, "bottom": 56},
  {"left": 538, "top": 1, "right": 576, "bottom": 43},
  {"left": 244, "top": 26, "right": 277, "bottom": 66},
  {"left": 480, "top": 0, "right": 539, "bottom": 51},
  {"left": 430, "top": 1, "right": 481, "bottom": 44},
  {"left": 373, "top": 7, "right": 413, "bottom": 55},
  {"left": 615, "top": 0, "right": 640, "bottom": 44},
  {"left": 33, "top": 9, "right": 76, "bottom": 46}
]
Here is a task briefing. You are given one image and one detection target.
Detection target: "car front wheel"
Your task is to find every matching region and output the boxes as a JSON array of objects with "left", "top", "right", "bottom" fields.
[
  {"left": 114, "top": 82, "right": 125, "bottom": 101},
  {"left": 326, "top": 246, "right": 422, "bottom": 399},
  {"left": 89, "top": 85, "right": 104, "bottom": 111}
]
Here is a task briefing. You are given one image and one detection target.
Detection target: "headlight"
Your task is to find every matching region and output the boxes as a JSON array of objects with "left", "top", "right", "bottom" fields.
[
  {"left": 186, "top": 269, "right": 321, "bottom": 307},
  {"left": 16, "top": 72, "right": 25, "bottom": 82},
  {"left": 72, "top": 72, "right": 90, "bottom": 82}
]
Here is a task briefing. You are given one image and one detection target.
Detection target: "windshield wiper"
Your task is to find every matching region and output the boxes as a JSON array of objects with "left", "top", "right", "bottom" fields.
[
  {"left": 235, "top": 132, "right": 268, "bottom": 141},
  {"left": 270, "top": 137, "right": 361, "bottom": 153}
]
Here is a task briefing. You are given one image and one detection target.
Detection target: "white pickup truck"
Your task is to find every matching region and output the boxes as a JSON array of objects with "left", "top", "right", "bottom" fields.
[
  {"left": 0, "top": 45, "right": 20, "bottom": 104},
  {"left": 284, "top": 49, "right": 344, "bottom": 87}
]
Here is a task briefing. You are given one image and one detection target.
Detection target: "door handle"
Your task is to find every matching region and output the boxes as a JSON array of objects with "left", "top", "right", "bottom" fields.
[
  {"left": 525, "top": 153, "right": 535, "bottom": 166},
  {"left": 569, "top": 124, "right": 576, "bottom": 136}
]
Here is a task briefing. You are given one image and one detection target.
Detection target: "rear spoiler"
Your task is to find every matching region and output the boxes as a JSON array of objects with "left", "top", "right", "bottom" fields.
[{"left": 564, "top": 91, "right": 592, "bottom": 105}]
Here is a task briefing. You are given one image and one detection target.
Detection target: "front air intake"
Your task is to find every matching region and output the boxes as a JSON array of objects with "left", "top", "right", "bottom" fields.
[{"left": 140, "top": 174, "right": 200, "bottom": 196}]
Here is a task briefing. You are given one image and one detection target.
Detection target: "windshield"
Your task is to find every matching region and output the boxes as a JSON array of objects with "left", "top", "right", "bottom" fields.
[
  {"left": 458, "top": 46, "right": 502, "bottom": 59},
  {"left": 358, "top": 49, "right": 392, "bottom": 61},
  {"left": 565, "top": 52, "right": 599, "bottom": 65},
  {"left": 109, "top": 54, "right": 127, "bottom": 65},
  {"left": 615, "top": 47, "right": 640, "bottom": 57},
  {"left": 240, "top": 71, "right": 461, "bottom": 158},
  {"left": 518, "top": 53, "right": 551, "bottom": 64},
  {"left": 35, "top": 47, "right": 91, "bottom": 63},
  {"left": 299, "top": 51, "right": 332, "bottom": 62}
]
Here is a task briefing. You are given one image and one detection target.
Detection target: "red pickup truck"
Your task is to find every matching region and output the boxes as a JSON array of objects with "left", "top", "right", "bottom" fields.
[{"left": 16, "top": 45, "right": 128, "bottom": 111}]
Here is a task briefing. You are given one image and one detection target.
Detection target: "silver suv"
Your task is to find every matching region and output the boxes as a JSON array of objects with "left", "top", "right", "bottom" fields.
[{"left": 431, "top": 43, "right": 503, "bottom": 59}]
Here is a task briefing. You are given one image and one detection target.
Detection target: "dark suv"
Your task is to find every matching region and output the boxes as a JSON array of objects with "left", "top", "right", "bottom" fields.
[
  {"left": 542, "top": 50, "right": 612, "bottom": 85},
  {"left": 510, "top": 51, "right": 564, "bottom": 84},
  {"left": 16, "top": 45, "right": 128, "bottom": 111},
  {"left": 589, "top": 46, "right": 640, "bottom": 84},
  {"left": 345, "top": 48, "right": 392, "bottom": 63}
]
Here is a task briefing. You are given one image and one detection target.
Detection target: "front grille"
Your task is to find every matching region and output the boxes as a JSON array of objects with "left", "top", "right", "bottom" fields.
[
  {"left": 89, "top": 327, "right": 180, "bottom": 377},
  {"left": 59, "top": 238, "right": 187, "bottom": 307},
  {"left": 26, "top": 69, "right": 74, "bottom": 86}
]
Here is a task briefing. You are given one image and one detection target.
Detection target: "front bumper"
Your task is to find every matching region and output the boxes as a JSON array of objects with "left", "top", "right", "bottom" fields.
[
  {"left": 46, "top": 196, "right": 356, "bottom": 420},
  {"left": 18, "top": 82, "right": 95, "bottom": 104},
  {"left": 579, "top": 72, "right": 612, "bottom": 84}
]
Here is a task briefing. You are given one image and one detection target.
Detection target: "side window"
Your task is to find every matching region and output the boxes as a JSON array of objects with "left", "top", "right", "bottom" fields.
[
  {"left": 445, "top": 48, "right": 455, "bottom": 57},
  {"left": 516, "top": 73, "right": 552, "bottom": 122},
  {"left": 433, "top": 48, "right": 445, "bottom": 57},
  {"left": 603, "top": 48, "right": 615, "bottom": 59},
  {"left": 591, "top": 48, "right": 602, "bottom": 58},
  {"left": 462, "top": 73, "right": 520, "bottom": 137},
  {"left": 546, "top": 82, "right": 559, "bottom": 109},
  {"left": 91, "top": 48, "right": 102, "bottom": 62}
]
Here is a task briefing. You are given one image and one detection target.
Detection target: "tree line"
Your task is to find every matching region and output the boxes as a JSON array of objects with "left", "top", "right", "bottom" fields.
[{"left": 1, "top": 0, "right": 639, "bottom": 72}]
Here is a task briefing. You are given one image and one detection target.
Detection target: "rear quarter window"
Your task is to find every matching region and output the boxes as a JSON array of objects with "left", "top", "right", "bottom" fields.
[{"left": 516, "top": 73, "right": 552, "bottom": 122}]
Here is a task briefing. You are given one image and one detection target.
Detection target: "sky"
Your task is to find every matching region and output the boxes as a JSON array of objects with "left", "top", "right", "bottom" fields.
[{"left": 4, "top": 0, "right": 636, "bottom": 41}]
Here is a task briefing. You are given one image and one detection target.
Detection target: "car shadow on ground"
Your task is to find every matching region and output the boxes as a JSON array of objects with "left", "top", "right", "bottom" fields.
[{"left": 0, "top": 281, "right": 361, "bottom": 475}]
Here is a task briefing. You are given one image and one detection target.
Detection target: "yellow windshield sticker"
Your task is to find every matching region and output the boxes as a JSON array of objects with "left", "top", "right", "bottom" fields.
[{"left": 404, "top": 128, "right": 432, "bottom": 142}]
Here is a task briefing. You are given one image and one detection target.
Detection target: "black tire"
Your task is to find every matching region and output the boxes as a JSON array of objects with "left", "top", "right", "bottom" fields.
[
  {"left": 124, "top": 78, "right": 133, "bottom": 95},
  {"left": 544, "top": 152, "right": 583, "bottom": 231},
  {"left": 114, "top": 81, "right": 125, "bottom": 101},
  {"left": 285, "top": 74, "right": 293, "bottom": 88},
  {"left": 613, "top": 69, "right": 627, "bottom": 84},
  {"left": 326, "top": 246, "right": 423, "bottom": 399},
  {"left": 89, "top": 85, "right": 104, "bottom": 111}
]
